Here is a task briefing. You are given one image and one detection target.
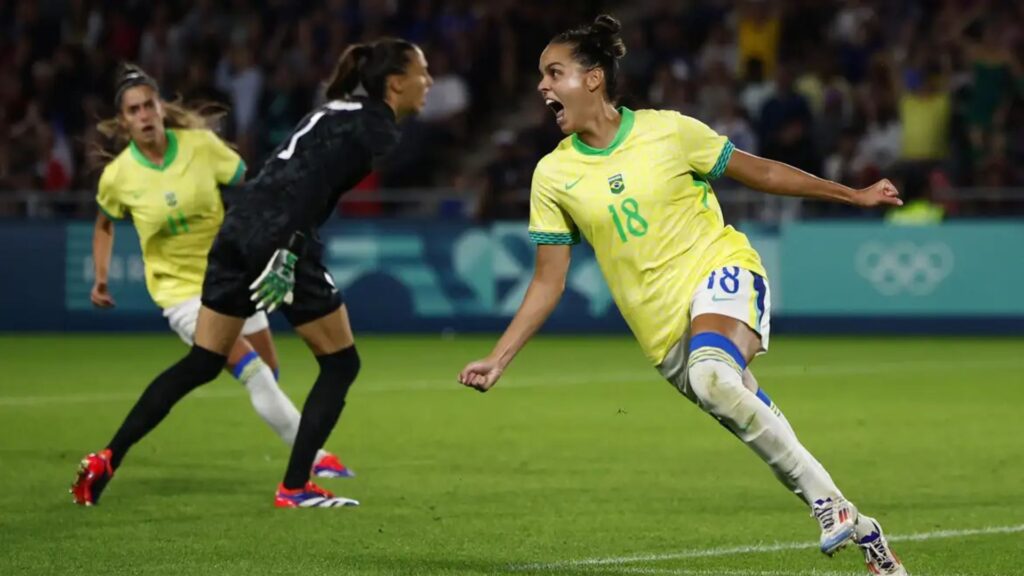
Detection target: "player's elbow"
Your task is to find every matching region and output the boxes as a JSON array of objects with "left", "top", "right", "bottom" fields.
[
  {"left": 754, "top": 160, "right": 784, "bottom": 194},
  {"left": 530, "top": 274, "right": 566, "bottom": 307},
  {"left": 95, "top": 212, "right": 113, "bottom": 233},
  {"left": 536, "top": 275, "right": 566, "bottom": 298}
]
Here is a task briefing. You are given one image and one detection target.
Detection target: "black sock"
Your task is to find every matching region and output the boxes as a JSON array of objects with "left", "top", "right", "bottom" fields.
[
  {"left": 107, "top": 345, "right": 226, "bottom": 468},
  {"left": 282, "top": 346, "right": 360, "bottom": 490}
]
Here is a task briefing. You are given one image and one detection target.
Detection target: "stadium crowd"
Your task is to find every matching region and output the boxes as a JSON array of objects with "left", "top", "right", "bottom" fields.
[
  {"left": 479, "top": 0, "right": 1024, "bottom": 221},
  {"left": 1, "top": 0, "right": 1022, "bottom": 220}
]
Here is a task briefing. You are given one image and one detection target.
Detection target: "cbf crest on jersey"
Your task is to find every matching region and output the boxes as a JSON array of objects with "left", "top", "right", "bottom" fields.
[
  {"left": 608, "top": 173, "right": 625, "bottom": 195},
  {"left": 164, "top": 191, "right": 178, "bottom": 207}
]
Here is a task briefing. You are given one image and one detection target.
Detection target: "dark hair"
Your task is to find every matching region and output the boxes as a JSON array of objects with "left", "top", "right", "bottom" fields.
[
  {"left": 551, "top": 14, "right": 627, "bottom": 100},
  {"left": 325, "top": 38, "right": 418, "bottom": 101},
  {"left": 114, "top": 63, "right": 159, "bottom": 109}
]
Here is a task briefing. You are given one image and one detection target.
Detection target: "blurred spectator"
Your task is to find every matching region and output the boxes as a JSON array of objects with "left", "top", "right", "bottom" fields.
[
  {"left": 713, "top": 96, "right": 758, "bottom": 157},
  {"left": 257, "top": 60, "right": 312, "bottom": 164},
  {"left": 697, "top": 62, "right": 734, "bottom": 124},
  {"left": 180, "top": 60, "right": 229, "bottom": 107},
  {"left": 824, "top": 127, "right": 862, "bottom": 187},
  {"left": 477, "top": 129, "right": 532, "bottom": 222},
  {"left": 958, "top": 18, "right": 1021, "bottom": 172},
  {"left": 759, "top": 66, "right": 818, "bottom": 173},
  {"left": 216, "top": 43, "right": 264, "bottom": 160},
  {"left": 854, "top": 97, "right": 901, "bottom": 179},
  {"left": 419, "top": 50, "right": 469, "bottom": 125},
  {"left": 0, "top": 0, "right": 1021, "bottom": 220},
  {"left": 737, "top": 1, "right": 780, "bottom": 78},
  {"left": 698, "top": 24, "right": 738, "bottom": 77},
  {"left": 739, "top": 57, "right": 773, "bottom": 123},
  {"left": 896, "top": 61, "right": 952, "bottom": 164}
]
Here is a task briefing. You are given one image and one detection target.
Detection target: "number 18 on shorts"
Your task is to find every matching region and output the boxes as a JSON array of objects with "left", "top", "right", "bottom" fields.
[{"left": 691, "top": 266, "right": 772, "bottom": 351}]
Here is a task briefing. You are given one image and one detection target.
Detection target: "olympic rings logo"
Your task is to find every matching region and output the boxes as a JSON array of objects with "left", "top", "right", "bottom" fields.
[{"left": 855, "top": 241, "right": 954, "bottom": 296}]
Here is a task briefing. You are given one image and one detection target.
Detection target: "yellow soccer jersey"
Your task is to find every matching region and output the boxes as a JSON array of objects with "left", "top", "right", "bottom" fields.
[
  {"left": 96, "top": 129, "right": 245, "bottom": 309},
  {"left": 529, "top": 108, "right": 766, "bottom": 364}
]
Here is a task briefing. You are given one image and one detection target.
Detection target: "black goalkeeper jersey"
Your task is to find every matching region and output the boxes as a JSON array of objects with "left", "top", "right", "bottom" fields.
[{"left": 228, "top": 97, "right": 400, "bottom": 235}]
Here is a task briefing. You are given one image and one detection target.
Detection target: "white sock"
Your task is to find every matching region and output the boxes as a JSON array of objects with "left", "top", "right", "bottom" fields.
[
  {"left": 686, "top": 342, "right": 842, "bottom": 506},
  {"left": 234, "top": 356, "right": 331, "bottom": 463},
  {"left": 235, "top": 354, "right": 301, "bottom": 445},
  {"left": 743, "top": 370, "right": 843, "bottom": 504}
]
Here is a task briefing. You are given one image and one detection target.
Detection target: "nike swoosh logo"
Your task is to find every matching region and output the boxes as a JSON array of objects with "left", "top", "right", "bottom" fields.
[
  {"left": 565, "top": 176, "right": 584, "bottom": 190},
  {"left": 711, "top": 294, "right": 736, "bottom": 302}
]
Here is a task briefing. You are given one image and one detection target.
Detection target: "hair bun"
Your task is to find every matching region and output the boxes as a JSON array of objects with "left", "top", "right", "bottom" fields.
[
  {"left": 593, "top": 14, "right": 622, "bottom": 35},
  {"left": 592, "top": 14, "right": 626, "bottom": 59}
]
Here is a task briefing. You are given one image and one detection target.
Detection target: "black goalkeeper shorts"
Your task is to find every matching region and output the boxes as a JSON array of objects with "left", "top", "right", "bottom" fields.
[{"left": 201, "top": 218, "right": 343, "bottom": 327}]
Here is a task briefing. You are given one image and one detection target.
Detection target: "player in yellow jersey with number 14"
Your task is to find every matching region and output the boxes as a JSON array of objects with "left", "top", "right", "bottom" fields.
[
  {"left": 458, "top": 15, "right": 908, "bottom": 576},
  {"left": 74, "top": 65, "right": 349, "bottom": 505}
]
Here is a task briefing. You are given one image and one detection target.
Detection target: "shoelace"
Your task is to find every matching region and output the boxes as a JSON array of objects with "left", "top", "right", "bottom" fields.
[
  {"left": 861, "top": 534, "right": 897, "bottom": 571},
  {"left": 813, "top": 500, "right": 836, "bottom": 531}
]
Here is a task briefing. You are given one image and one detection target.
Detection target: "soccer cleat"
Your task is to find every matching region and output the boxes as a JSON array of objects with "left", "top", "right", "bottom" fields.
[
  {"left": 274, "top": 482, "right": 360, "bottom": 508},
  {"left": 312, "top": 453, "right": 355, "bottom": 478},
  {"left": 812, "top": 496, "right": 858, "bottom": 555},
  {"left": 855, "top": 516, "right": 909, "bottom": 575},
  {"left": 70, "top": 449, "right": 114, "bottom": 506}
]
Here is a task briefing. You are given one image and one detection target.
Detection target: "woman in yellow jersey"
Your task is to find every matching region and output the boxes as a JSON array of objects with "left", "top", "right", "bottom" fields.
[
  {"left": 458, "top": 16, "right": 907, "bottom": 576},
  {"left": 73, "top": 42, "right": 431, "bottom": 508},
  {"left": 88, "top": 65, "right": 351, "bottom": 479}
]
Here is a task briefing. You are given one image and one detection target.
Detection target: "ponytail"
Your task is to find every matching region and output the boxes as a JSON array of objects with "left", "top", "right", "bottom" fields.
[
  {"left": 324, "top": 38, "right": 417, "bottom": 101},
  {"left": 325, "top": 44, "right": 374, "bottom": 100}
]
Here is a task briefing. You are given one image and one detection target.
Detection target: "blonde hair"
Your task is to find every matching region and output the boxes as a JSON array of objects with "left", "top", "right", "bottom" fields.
[{"left": 91, "top": 97, "right": 228, "bottom": 165}]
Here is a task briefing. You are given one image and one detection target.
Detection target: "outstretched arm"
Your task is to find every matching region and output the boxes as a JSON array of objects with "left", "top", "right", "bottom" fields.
[
  {"left": 458, "top": 243, "right": 571, "bottom": 392},
  {"left": 724, "top": 148, "right": 903, "bottom": 208}
]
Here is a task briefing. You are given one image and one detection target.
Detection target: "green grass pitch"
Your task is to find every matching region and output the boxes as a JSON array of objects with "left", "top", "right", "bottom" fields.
[{"left": 0, "top": 334, "right": 1022, "bottom": 575}]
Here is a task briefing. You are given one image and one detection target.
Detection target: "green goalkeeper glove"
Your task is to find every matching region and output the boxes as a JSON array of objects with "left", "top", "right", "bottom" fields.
[{"left": 249, "top": 248, "right": 298, "bottom": 313}]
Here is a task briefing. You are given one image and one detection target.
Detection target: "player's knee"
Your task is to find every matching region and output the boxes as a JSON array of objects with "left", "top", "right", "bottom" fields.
[
  {"left": 182, "top": 345, "right": 228, "bottom": 384},
  {"left": 685, "top": 333, "right": 747, "bottom": 415},
  {"left": 316, "top": 345, "right": 360, "bottom": 391}
]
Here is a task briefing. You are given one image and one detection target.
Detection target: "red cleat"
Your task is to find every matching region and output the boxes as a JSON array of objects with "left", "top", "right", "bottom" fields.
[
  {"left": 70, "top": 449, "right": 114, "bottom": 506},
  {"left": 312, "top": 453, "right": 355, "bottom": 478},
  {"left": 274, "top": 481, "right": 359, "bottom": 508}
]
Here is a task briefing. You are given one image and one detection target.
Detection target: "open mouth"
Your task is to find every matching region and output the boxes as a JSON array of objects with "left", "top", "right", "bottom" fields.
[{"left": 545, "top": 98, "right": 565, "bottom": 124}]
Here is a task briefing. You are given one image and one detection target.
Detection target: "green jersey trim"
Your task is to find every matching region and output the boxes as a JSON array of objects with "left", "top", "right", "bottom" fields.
[
  {"left": 707, "top": 140, "right": 735, "bottom": 180},
  {"left": 529, "top": 230, "right": 580, "bottom": 245},
  {"left": 571, "top": 107, "right": 635, "bottom": 156},
  {"left": 228, "top": 160, "right": 247, "bottom": 185},
  {"left": 130, "top": 129, "right": 179, "bottom": 172}
]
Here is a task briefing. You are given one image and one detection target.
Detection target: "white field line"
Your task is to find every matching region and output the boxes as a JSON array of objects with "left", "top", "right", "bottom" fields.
[
  {"left": 0, "top": 358, "right": 1021, "bottom": 408},
  {"left": 575, "top": 568, "right": 985, "bottom": 576},
  {"left": 512, "top": 524, "right": 1024, "bottom": 572},
  {"left": 576, "top": 569, "right": 864, "bottom": 576}
]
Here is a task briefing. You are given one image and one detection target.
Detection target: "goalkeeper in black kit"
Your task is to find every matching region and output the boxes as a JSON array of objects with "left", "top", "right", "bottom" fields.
[{"left": 72, "top": 38, "right": 433, "bottom": 508}]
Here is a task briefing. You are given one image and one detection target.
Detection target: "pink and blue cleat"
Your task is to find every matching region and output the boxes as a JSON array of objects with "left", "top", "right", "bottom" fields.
[
  {"left": 312, "top": 453, "right": 355, "bottom": 478},
  {"left": 274, "top": 482, "right": 359, "bottom": 508}
]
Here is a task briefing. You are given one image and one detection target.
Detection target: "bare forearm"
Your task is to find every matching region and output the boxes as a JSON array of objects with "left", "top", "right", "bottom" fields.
[
  {"left": 92, "top": 218, "right": 114, "bottom": 283},
  {"left": 735, "top": 156, "right": 855, "bottom": 203},
  {"left": 489, "top": 280, "right": 563, "bottom": 368}
]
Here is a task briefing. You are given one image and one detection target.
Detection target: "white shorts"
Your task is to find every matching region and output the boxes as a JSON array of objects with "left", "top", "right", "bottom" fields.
[
  {"left": 690, "top": 265, "right": 771, "bottom": 351},
  {"left": 162, "top": 296, "right": 270, "bottom": 346},
  {"left": 658, "top": 266, "right": 771, "bottom": 387}
]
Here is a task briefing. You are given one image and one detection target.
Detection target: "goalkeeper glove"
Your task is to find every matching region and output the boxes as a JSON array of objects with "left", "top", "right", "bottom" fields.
[{"left": 249, "top": 233, "right": 305, "bottom": 312}]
